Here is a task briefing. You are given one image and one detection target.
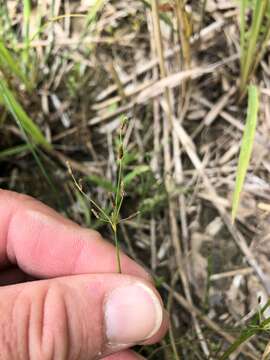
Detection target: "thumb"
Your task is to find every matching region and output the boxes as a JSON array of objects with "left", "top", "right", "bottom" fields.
[{"left": 0, "top": 274, "right": 167, "bottom": 360}]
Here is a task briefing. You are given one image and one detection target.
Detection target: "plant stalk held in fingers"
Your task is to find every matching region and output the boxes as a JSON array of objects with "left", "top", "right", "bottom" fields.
[{"left": 67, "top": 118, "right": 129, "bottom": 274}]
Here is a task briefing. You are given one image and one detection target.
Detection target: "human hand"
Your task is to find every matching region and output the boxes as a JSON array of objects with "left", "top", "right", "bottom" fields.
[{"left": 0, "top": 190, "right": 168, "bottom": 360}]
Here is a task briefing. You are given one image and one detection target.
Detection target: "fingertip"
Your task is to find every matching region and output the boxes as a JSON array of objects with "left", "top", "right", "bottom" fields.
[{"left": 140, "top": 309, "right": 169, "bottom": 345}]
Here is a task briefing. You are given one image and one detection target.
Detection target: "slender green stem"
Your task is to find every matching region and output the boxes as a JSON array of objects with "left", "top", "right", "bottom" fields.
[
  {"left": 115, "top": 160, "right": 124, "bottom": 219},
  {"left": 111, "top": 136, "right": 124, "bottom": 273},
  {"left": 68, "top": 119, "right": 126, "bottom": 275},
  {"left": 113, "top": 124, "right": 125, "bottom": 223},
  {"left": 115, "top": 159, "right": 123, "bottom": 208},
  {"left": 114, "top": 229, "right": 122, "bottom": 273},
  {"left": 116, "top": 193, "right": 124, "bottom": 220}
]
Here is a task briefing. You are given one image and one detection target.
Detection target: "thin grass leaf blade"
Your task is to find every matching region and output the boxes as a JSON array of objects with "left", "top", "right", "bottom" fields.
[
  {"left": 0, "top": 41, "right": 30, "bottom": 88},
  {"left": 0, "top": 144, "right": 31, "bottom": 159},
  {"left": 220, "top": 302, "right": 270, "bottom": 359},
  {"left": 0, "top": 79, "right": 56, "bottom": 191},
  {"left": 123, "top": 165, "right": 150, "bottom": 186},
  {"left": 86, "top": 0, "right": 105, "bottom": 26},
  {"left": 219, "top": 326, "right": 258, "bottom": 360},
  {"left": 0, "top": 77, "right": 51, "bottom": 149},
  {"left": 232, "top": 85, "right": 259, "bottom": 221}
]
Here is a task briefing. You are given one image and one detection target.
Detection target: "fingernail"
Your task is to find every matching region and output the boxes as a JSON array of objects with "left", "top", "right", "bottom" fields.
[{"left": 104, "top": 282, "right": 163, "bottom": 345}]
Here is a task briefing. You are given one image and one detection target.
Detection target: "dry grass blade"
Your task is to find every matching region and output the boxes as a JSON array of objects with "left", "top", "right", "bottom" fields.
[
  {"left": 262, "top": 342, "right": 270, "bottom": 360},
  {"left": 136, "top": 54, "right": 238, "bottom": 103},
  {"left": 175, "top": 0, "right": 192, "bottom": 69},
  {"left": 232, "top": 85, "right": 259, "bottom": 222}
]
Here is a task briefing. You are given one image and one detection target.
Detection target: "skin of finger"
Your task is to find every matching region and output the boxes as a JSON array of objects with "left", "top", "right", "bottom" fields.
[
  {"left": 0, "top": 189, "right": 151, "bottom": 281},
  {"left": 0, "top": 274, "right": 167, "bottom": 360}
]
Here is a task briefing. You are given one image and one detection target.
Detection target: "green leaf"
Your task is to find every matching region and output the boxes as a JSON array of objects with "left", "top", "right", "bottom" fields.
[
  {"left": 0, "top": 77, "right": 51, "bottom": 149},
  {"left": 231, "top": 85, "right": 259, "bottom": 222},
  {"left": 123, "top": 165, "right": 150, "bottom": 186},
  {"left": 86, "top": 174, "right": 116, "bottom": 193}
]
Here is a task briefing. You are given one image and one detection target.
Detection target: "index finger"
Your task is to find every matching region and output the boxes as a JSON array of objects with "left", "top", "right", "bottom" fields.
[{"left": 0, "top": 189, "right": 151, "bottom": 281}]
